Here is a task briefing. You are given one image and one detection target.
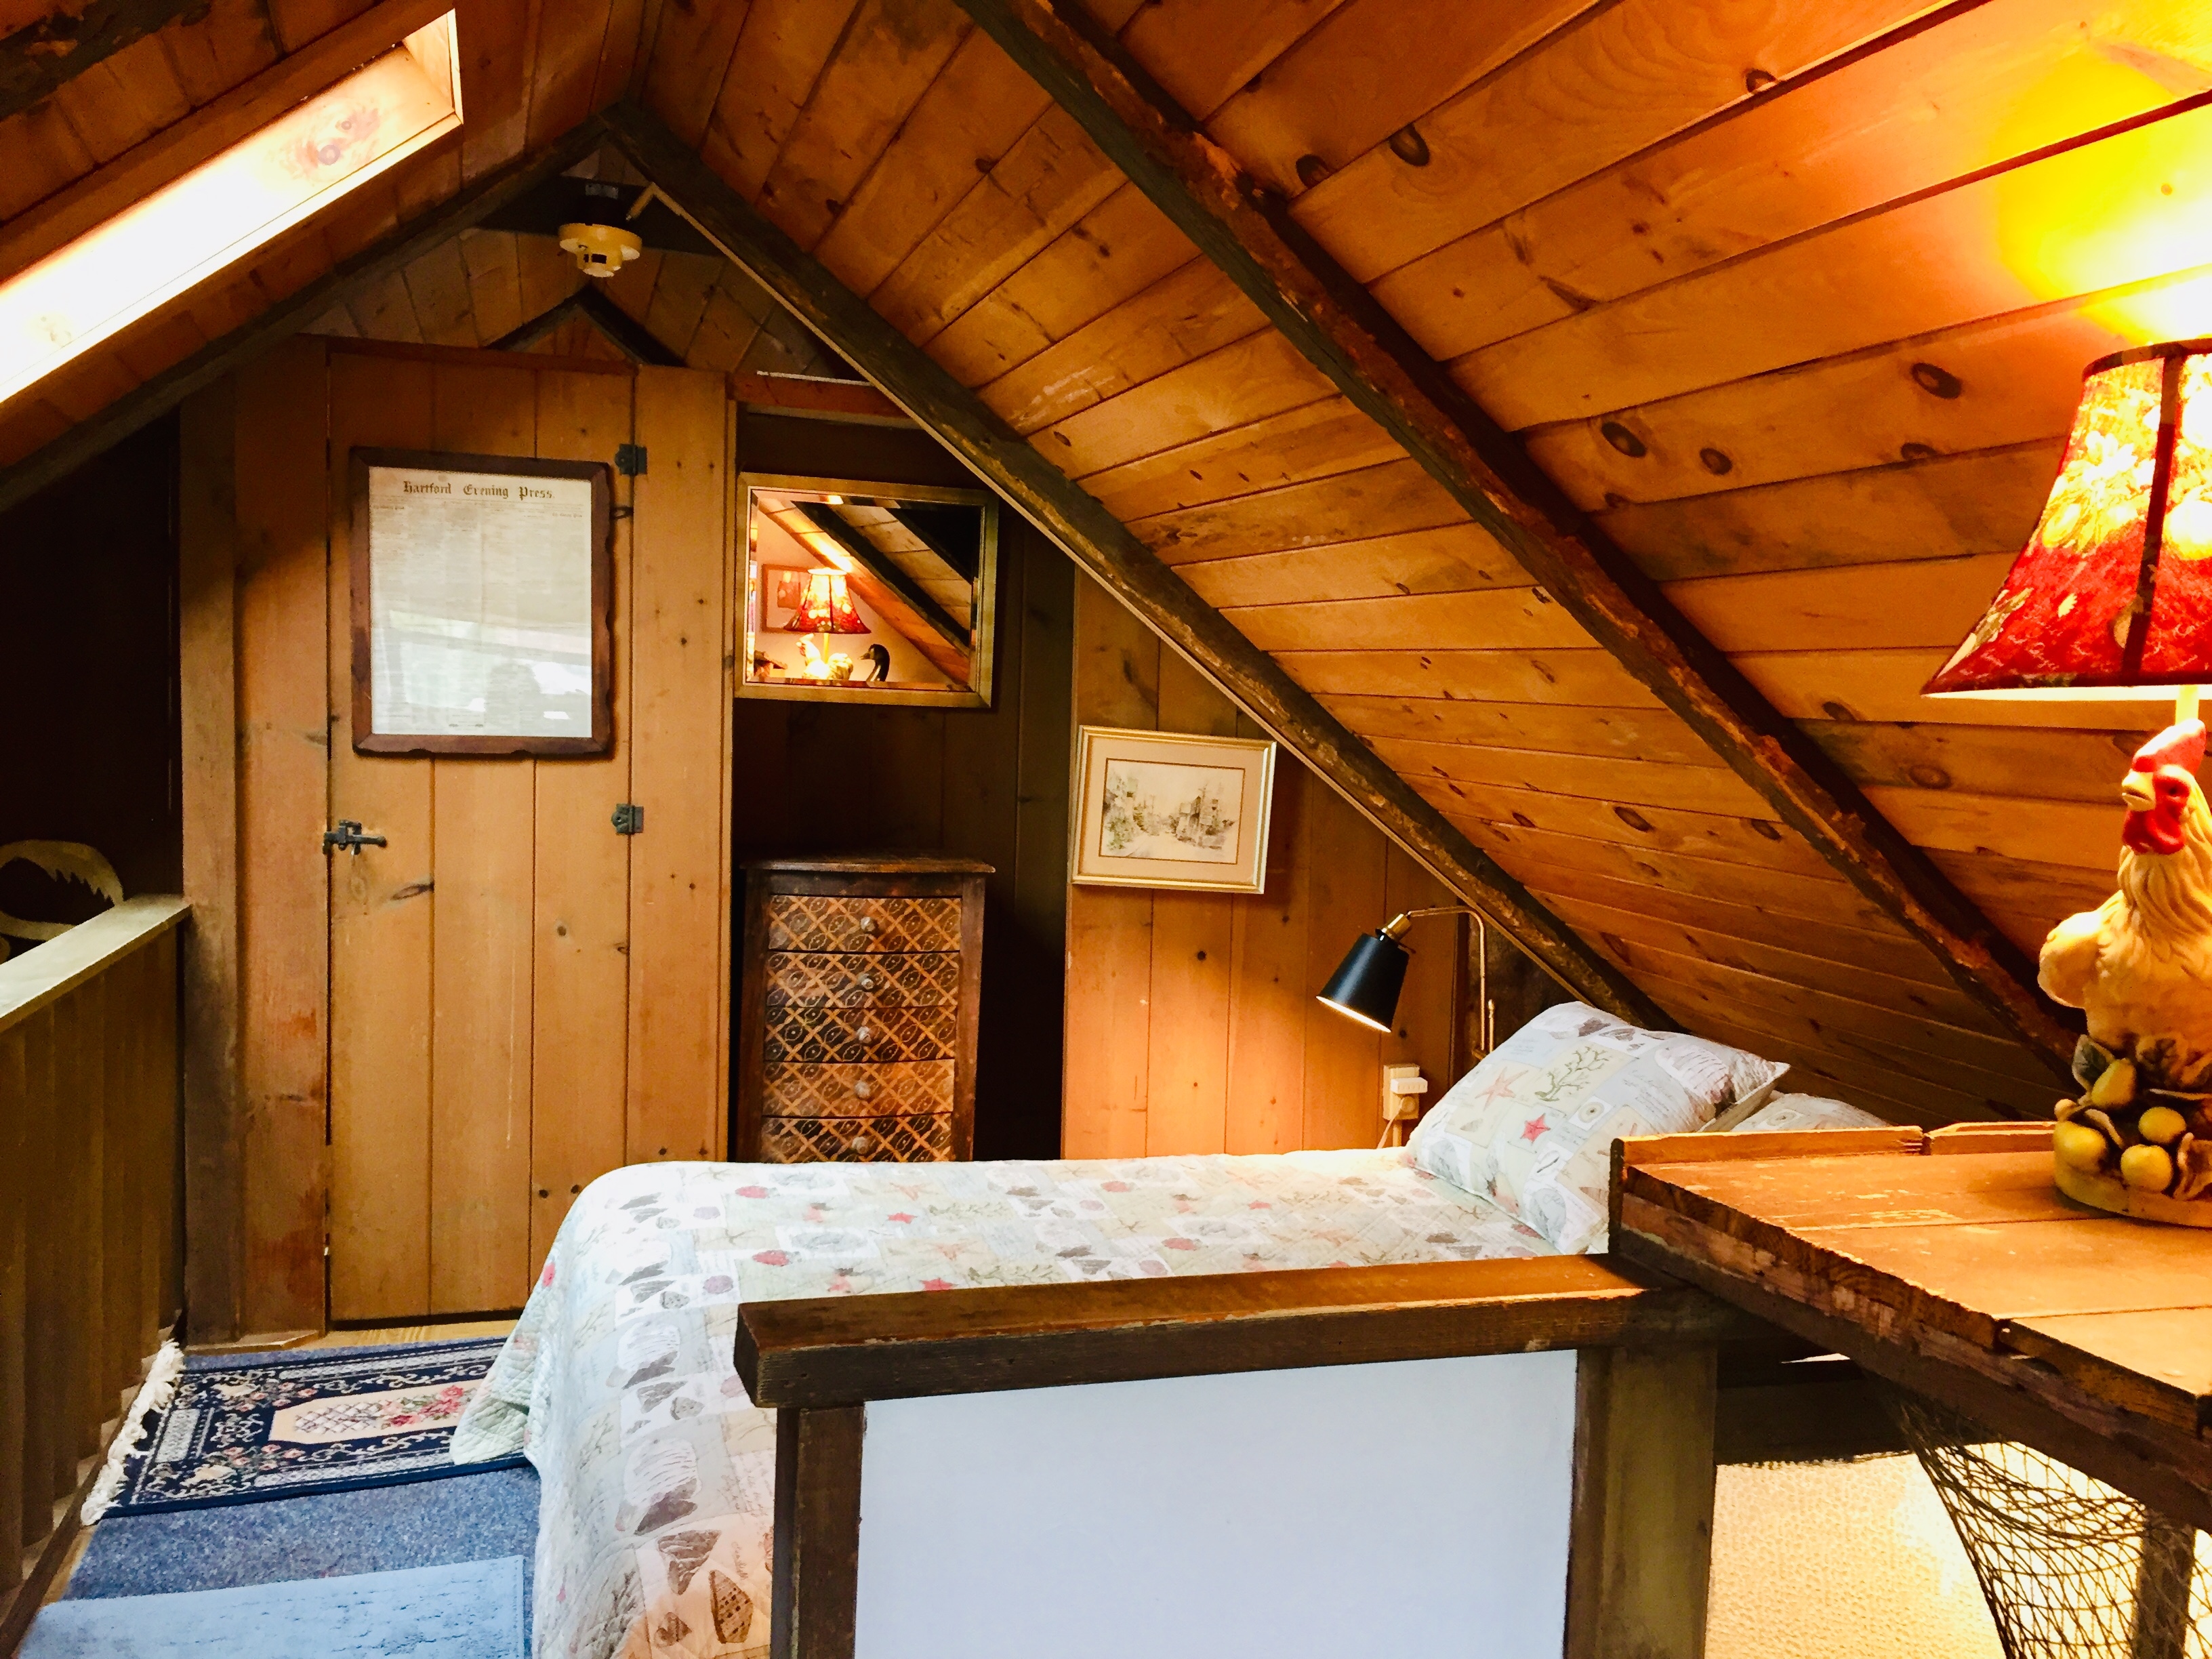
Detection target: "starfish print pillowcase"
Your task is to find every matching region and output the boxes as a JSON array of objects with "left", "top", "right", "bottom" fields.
[{"left": 1408, "top": 1003, "right": 1787, "bottom": 1254}]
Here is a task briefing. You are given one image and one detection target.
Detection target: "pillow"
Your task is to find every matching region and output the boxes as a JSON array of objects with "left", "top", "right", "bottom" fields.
[
  {"left": 1408, "top": 1002, "right": 1787, "bottom": 1254},
  {"left": 1725, "top": 1093, "right": 1888, "bottom": 1133}
]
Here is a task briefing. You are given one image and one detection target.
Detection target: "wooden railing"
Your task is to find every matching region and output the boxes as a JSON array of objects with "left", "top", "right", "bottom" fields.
[{"left": 0, "top": 895, "right": 186, "bottom": 1635}]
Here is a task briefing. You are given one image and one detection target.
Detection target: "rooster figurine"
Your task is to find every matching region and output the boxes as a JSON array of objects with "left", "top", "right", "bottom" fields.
[{"left": 2041, "top": 718, "right": 2212, "bottom": 1221}]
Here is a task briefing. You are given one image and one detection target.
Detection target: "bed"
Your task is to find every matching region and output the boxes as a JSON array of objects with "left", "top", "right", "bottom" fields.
[
  {"left": 453, "top": 1004, "right": 1870, "bottom": 1659},
  {"left": 454, "top": 1147, "right": 1549, "bottom": 1657}
]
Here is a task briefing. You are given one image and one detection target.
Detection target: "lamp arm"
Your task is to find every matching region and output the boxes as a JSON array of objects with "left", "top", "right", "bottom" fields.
[
  {"left": 1372, "top": 903, "right": 1499, "bottom": 1060},
  {"left": 1378, "top": 904, "right": 1477, "bottom": 940}
]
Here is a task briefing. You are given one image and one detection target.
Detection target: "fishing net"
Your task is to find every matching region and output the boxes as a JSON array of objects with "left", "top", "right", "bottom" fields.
[{"left": 1882, "top": 1385, "right": 2206, "bottom": 1658}]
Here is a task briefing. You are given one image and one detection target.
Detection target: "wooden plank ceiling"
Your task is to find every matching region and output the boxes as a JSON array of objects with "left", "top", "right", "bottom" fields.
[{"left": 9, "top": 0, "right": 2207, "bottom": 1123}]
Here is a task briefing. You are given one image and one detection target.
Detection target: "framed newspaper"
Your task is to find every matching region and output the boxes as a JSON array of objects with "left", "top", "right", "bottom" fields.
[{"left": 349, "top": 448, "right": 613, "bottom": 756}]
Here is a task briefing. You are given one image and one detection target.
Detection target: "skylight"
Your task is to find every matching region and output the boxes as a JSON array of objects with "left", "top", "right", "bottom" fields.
[{"left": 0, "top": 16, "right": 463, "bottom": 409}]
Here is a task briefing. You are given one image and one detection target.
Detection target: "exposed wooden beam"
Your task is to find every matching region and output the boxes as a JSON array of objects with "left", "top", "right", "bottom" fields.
[
  {"left": 573, "top": 286, "right": 685, "bottom": 366},
  {"left": 2, "top": 0, "right": 211, "bottom": 124},
  {"left": 601, "top": 100, "right": 1662, "bottom": 1025},
  {"left": 946, "top": 0, "right": 2075, "bottom": 1084},
  {"left": 0, "top": 0, "right": 453, "bottom": 285},
  {"left": 794, "top": 501, "right": 972, "bottom": 653},
  {"left": 731, "top": 370, "right": 910, "bottom": 426},
  {"left": 0, "top": 119, "right": 607, "bottom": 517},
  {"left": 489, "top": 289, "right": 588, "bottom": 352},
  {"left": 491, "top": 284, "right": 685, "bottom": 365}
]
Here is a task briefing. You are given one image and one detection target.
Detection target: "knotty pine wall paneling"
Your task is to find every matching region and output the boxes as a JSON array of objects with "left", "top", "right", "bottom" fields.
[
  {"left": 727, "top": 410, "right": 1073, "bottom": 1161},
  {"left": 1061, "top": 572, "right": 1458, "bottom": 1160}
]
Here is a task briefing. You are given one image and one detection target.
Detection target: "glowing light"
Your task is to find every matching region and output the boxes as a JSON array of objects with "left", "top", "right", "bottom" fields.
[
  {"left": 0, "top": 17, "right": 462, "bottom": 407},
  {"left": 1994, "top": 40, "right": 2212, "bottom": 344}
]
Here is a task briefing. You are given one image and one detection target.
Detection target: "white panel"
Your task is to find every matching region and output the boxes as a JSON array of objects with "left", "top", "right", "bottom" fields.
[{"left": 855, "top": 1351, "right": 1578, "bottom": 1659}]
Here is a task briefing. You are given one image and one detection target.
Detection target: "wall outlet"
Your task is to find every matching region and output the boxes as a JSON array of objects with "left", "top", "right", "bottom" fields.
[{"left": 1382, "top": 1063, "right": 1429, "bottom": 1122}]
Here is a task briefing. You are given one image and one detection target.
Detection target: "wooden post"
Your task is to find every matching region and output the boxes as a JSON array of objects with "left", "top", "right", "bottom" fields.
[
  {"left": 2131, "top": 1514, "right": 2194, "bottom": 1659},
  {"left": 1565, "top": 1345, "right": 1720, "bottom": 1659},
  {"left": 178, "top": 377, "right": 244, "bottom": 1343},
  {"left": 771, "top": 1405, "right": 866, "bottom": 1659}
]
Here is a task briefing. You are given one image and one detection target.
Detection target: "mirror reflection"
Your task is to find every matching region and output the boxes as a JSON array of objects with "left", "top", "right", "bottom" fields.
[{"left": 739, "top": 474, "right": 997, "bottom": 705}]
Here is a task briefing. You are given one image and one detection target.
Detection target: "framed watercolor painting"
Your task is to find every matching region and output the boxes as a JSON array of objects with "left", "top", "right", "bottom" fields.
[{"left": 1070, "top": 726, "right": 1277, "bottom": 895}]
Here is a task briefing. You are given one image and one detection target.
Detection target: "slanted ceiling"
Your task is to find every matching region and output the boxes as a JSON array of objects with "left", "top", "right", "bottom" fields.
[{"left": 9, "top": 0, "right": 2199, "bottom": 1123}]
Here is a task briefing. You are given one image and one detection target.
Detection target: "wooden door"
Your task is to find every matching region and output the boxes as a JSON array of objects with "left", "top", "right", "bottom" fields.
[{"left": 324, "top": 348, "right": 733, "bottom": 1321}]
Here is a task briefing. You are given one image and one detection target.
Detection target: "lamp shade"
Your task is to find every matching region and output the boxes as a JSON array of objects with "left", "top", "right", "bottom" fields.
[
  {"left": 1317, "top": 930, "right": 1408, "bottom": 1033},
  {"left": 1925, "top": 339, "right": 2212, "bottom": 699},
  {"left": 785, "top": 569, "right": 869, "bottom": 636}
]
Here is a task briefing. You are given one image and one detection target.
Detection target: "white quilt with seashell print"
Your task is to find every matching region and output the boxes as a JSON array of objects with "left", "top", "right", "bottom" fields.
[{"left": 450, "top": 1148, "right": 1550, "bottom": 1659}]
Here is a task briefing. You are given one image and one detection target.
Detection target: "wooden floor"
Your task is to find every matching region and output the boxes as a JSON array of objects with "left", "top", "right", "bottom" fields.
[{"left": 300, "top": 1319, "right": 518, "bottom": 1349}]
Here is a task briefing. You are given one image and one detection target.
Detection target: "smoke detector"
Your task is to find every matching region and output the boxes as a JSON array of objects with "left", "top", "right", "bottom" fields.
[{"left": 558, "top": 222, "right": 642, "bottom": 278}]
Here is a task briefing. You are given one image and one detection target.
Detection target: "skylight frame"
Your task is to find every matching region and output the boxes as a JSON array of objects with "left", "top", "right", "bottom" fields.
[{"left": 0, "top": 14, "right": 463, "bottom": 411}]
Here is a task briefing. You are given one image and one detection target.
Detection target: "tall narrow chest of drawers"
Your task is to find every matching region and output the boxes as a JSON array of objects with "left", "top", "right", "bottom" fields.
[{"left": 737, "top": 857, "right": 990, "bottom": 1163}]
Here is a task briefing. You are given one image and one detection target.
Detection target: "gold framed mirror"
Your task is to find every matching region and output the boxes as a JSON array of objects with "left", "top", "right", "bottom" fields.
[{"left": 738, "top": 472, "right": 998, "bottom": 708}]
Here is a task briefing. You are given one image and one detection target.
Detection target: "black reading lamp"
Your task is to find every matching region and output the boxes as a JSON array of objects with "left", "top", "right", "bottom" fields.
[{"left": 1317, "top": 905, "right": 1483, "bottom": 1033}]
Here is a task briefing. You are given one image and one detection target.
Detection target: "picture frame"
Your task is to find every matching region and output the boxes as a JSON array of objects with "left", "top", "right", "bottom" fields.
[
  {"left": 349, "top": 447, "right": 614, "bottom": 756},
  {"left": 1070, "top": 725, "right": 1278, "bottom": 895}
]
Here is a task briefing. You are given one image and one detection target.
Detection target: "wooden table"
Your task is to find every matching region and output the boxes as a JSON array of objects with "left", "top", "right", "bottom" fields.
[{"left": 1614, "top": 1122, "right": 2212, "bottom": 1530}]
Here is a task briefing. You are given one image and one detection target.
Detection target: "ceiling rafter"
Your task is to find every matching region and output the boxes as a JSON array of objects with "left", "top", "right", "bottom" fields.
[
  {"left": 598, "top": 99, "right": 1664, "bottom": 1026},
  {"left": 0, "top": 118, "right": 609, "bottom": 517},
  {"left": 1, "top": 0, "right": 211, "bottom": 124},
  {"left": 943, "top": 0, "right": 2075, "bottom": 1084},
  {"left": 491, "top": 285, "right": 686, "bottom": 365}
]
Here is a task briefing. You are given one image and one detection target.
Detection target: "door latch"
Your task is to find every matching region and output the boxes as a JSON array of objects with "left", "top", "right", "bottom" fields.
[
  {"left": 323, "top": 819, "right": 387, "bottom": 855},
  {"left": 611, "top": 803, "right": 644, "bottom": 835}
]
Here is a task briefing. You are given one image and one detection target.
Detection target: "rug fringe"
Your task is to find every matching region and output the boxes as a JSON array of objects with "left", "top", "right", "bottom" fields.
[{"left": 81, "top": 1339, "right": 184, "bottom": 1525}]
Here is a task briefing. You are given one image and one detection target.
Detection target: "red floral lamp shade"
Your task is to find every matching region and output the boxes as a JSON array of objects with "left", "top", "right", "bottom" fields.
[
  {"left": 1925, "top": 339, "right": 2212, "bottom": 699},
  {"left": 784, "top": 569, "right": 869, "bottom": 635}
]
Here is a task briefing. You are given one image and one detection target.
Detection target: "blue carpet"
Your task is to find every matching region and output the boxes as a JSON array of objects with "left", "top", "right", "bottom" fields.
[
  {"left": 25, "top": 1556, "right": 523, "bottom": 1659},
  {"left": 69, "top": 1466, "right": 540, "bottom": 1635}
]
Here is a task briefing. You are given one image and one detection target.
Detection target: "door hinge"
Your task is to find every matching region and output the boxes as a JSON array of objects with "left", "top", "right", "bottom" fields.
[
  {"left": 614, "top": 444, "right": 647, "bottom": 476},
  {"left": 611, "top": 802, "right": 644, "bottom": 835}
]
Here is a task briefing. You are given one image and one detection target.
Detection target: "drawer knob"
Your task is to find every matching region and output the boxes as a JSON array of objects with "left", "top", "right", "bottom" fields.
[
  {"left": 859, "top": 974, "right": 876, "bottom": 991},
  {"left": 856, "top": 1025, "right": 872, "bottom": 1042},
  {"left": 859, "top": 916, "right": 877, "bottom": 934},
  {"left": 853, "top": 1079, "right": 876, "bottom": 1101},
  {"left": 851, "top": 1133, "right": 872, "bottom": 1153}
]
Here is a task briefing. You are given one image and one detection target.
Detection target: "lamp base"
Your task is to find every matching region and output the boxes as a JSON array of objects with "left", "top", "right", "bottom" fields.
[{"left": 2055, "top": 1158, "right": 2212, "bottom": 1227}]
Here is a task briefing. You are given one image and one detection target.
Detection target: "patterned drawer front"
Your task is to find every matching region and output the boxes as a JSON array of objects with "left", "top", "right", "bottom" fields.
[
  {"left": 760, "top": 1115, "right": 953, "bottom": 1163},
  {"left": 762, "top": 1003, "right": 956, "bottom": 1065},
  {"left": 764, "top": 951, "right": 960, "bottom": 1009},
  {"left": 766, "top": 894, "right": 960, "bottom": 954},
  {"left": 763, "top": 1061, "right": 954, "bottom": 1118}
]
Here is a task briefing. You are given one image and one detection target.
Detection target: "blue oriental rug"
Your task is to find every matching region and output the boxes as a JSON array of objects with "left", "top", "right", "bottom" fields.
[{"left": 104, "top": 1338, "right": 524, "bottom": 1515}]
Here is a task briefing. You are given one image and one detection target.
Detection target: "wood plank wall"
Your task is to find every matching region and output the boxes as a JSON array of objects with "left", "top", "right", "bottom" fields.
[
  {"left": 181, "top": 337, "right": 735, "bottom": 1337},
  {"left": 1062, "top": 571, "right": 1460, "bottom": 1158},
  {"left": 727, "top": 411, "right": 1073, "bottom": 1161},
  {"left": 0, "top": 902, "right": 182, "bottom": 1649}
]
